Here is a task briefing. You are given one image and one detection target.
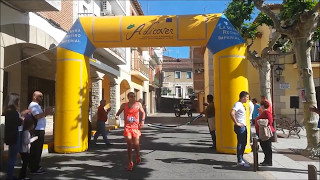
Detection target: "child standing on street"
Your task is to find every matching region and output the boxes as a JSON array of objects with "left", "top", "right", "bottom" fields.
[{"left": 19, "top": 115, "right": 38, "bottom": 180}]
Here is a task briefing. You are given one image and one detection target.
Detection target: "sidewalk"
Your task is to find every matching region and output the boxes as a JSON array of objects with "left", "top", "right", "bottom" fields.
[
  {"left": 250, "top": 128, "right": 320, "bottom": 179},
  {"left": 0, "top": 113, "right": 319, "bottom": 179}
]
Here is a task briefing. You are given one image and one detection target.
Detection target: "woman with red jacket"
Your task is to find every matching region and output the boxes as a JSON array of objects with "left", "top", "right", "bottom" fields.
[{"left": 255, "top": 101, "right": 275, "bottom": 166}]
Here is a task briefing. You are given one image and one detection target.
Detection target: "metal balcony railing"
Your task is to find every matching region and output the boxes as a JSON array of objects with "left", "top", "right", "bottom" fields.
[
  {"left": 5, "top": 0, "right": 61, "bottom": 11},
  {"left": 131, "top": 58, "right": 149, "bottom": 78},
  {"left": 118, "top": 0, "right": 126, "bottom": 10},
  {"left": 153, "top": 76, "right": 161, "bottom": 87},
  {"left": 109, "top": 48, "right": 126, "bottom": 60},
  {"left": 148, "top": 70, "right": 161, "bottom": 87},
  {"left": 78, "top": 13, "right": 96, "bottom": 17}
]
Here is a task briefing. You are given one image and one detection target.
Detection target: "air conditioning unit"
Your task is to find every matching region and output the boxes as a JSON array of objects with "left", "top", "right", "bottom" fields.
[{"left": 101, "top": 0, "right": 113, "bottom": 16}]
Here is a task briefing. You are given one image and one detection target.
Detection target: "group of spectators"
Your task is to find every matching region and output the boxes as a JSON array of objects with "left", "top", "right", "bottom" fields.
[
  {"left": 201, "top": 91, "right": 320, "bottom": 168},
  {"left": 4, "top": 91, "right": 147, "bottom": 179},
  {"left": 4, "top": 91, "right": 53, "bottom": 180}
]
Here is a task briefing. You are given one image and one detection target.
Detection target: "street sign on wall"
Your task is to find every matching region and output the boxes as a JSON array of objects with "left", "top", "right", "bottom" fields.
[{"left": 280, "top": 83, "right": 290, "bottom": 89}]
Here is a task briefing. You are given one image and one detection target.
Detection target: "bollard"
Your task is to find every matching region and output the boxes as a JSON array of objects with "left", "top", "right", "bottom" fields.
[
  {"left": 308, "top": 164, "right": 317, "bottom": 180},
  {"left": 253, "top": 137, "right": 259, "bottom": 172}
]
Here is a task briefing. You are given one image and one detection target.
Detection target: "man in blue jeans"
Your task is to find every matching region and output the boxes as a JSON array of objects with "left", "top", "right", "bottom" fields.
[
  {"left": 230, "top": 91, "right": 250, "bottom": 167},
  {"left": 93, "top": 100, "right": 112, "bottom": 146}
]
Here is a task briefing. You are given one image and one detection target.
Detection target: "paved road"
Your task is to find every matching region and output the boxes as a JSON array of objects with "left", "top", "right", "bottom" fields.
[
  {"left": 31, "top": 114, "right": 271, "bottom": 179},
  {"left": 1, "top": 113, "right": 319, "bottom": 179}
]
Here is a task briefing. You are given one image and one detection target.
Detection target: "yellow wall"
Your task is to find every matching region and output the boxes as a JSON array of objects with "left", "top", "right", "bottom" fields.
[
  {"left": 246, "top": 58, "right": 260, "bottom": 99},
  {"left": 313, "top": 66, "right": 320, "bottom": 79},
  {"left": 131, "top": 76, "right": 144, "bottom": 86},
  {"left": 120, "top": 80, "right": 131, "bottom": 104},
  {"left": 246, "top": 25, "right": 271, "bottom": 99},
  {"left": 202, "top": 48, "right": 210, "bottom": 114},
  {"left": 198, "top": 92, "right": 205, "bottom": 113},
  {"left": 131, "top": 76, "right": 144, "bottom": 100},
  {"left": 204, "top": 48, "right": 210, "bottom": 97},
  {"left": 280, "top": 64, "right": 300, "bottom": 115},
  {"left": 103, "top": 77, "right": 110, "bottom": 108}
]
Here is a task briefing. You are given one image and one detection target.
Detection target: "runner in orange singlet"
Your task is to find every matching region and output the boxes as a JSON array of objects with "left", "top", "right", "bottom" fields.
[{"left": 116, "top": 92, "right": 145, "bottom": 171}]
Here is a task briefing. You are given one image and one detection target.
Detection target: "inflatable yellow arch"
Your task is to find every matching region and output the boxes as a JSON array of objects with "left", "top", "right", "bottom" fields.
[{"left": 56, "top": 13, "right": 251, "bottom": 154}]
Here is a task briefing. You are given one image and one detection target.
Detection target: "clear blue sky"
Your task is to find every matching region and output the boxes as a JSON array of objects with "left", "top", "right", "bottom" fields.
[{"left": 138, "top": 0, "right": 282, "bottom": 58}]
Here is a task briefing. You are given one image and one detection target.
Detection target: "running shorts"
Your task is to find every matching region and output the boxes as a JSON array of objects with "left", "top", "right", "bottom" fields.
[{"left": 123, "top": 128, "right": 141, "bottom": 138}]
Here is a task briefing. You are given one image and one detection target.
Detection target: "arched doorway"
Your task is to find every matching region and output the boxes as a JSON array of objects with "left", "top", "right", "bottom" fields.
[{"left": 120, "top": 80, "right": 131, "bottom": 105}]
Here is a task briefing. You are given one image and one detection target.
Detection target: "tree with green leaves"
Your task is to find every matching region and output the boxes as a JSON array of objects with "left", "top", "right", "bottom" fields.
[
  {"left": 224, "top": 0, "right": 282, "bottom": 103},
  {"left": 225, "top": 0, "right": 319, "bottom": 157},
  {"left": 254, "top": 0, "right": 319, "bottom": 158}
]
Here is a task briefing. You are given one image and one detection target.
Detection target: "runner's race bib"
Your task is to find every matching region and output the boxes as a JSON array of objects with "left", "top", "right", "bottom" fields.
[{"left": 127, "top": 116, "right": 136, "bottom": 123}]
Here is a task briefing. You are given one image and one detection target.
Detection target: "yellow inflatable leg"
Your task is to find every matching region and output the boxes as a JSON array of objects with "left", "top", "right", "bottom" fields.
[
  {"left": 54, "top": 47, "right": 89, "bottom": 153},
  {"left": 214, "top": 44, "right": 251, "bottom": 154}
]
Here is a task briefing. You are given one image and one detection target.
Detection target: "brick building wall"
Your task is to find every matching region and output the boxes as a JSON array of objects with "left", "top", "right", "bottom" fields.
[
  {"left": 192, "top": 47, "right": 205, "bottom": 93},
  {"left": 38, "top": 0, "right": 74, "bottom": 31}
]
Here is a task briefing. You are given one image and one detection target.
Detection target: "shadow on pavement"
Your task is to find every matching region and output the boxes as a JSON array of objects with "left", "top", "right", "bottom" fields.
[
  {"left": 28, "top": 116, "right": 215, "bottom": 179},
  {"left": 257, "top": 166, "right": 319, "bottom": 175},
  {"left": 1, "top": 115, "right": 270, "bottom": 179}
]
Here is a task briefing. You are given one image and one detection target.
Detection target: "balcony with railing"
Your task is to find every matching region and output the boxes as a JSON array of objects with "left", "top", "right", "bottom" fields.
[
  {"left": 109, "top": 48, "right": 126, "bottom": 60},
  {"left": 78, "top": 13, "right": 96, "bottom": 17},
  {"left": 149, "top": 68, "right": 161, "bottom": 88},
  {"left": 149, "top": 68, "right": 154, "bottom": 83},
  {"left": 152, "top": 76, "right": 161, "bottom": 87},
  {"left": 106, "top": 0, "right": 127, "bottom": 16},
  {"left": 131, "top": 58, "right": 149, "bottom": 81},
  {"left": 94, "top": 47, "right": 126, "bottom": 65},
  {"left": 5, "top": 0, "right": 61, "bottom": 11}
]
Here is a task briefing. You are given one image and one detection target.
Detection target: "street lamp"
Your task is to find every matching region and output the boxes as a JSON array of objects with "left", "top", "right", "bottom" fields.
[
  {"left": 267, "top": 50, "right": 279, "bottom": 142},
  {"left": 275, "top": 65, "right": 284, "bottom": 82}
]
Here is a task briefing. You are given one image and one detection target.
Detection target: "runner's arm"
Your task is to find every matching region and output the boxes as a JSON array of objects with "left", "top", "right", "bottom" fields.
[
  {"left": 115, "top": 103, "right": 125, "bottom": 118},
  {"left": 139, "top": 103, "right": 146, "bottom": 127}
]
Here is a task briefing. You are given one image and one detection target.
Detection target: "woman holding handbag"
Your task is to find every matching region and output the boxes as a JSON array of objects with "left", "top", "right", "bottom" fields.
[{"left": 255, "top": 101, "right": 275, "bottom": 166}]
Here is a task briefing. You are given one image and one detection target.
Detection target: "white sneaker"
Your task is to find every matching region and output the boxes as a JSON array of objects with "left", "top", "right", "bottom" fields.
[
  {"left": 237, "top": 160, "right": 250, "bottom": 167},
  {"left": 243, "top": 159, "right": 250, "bottom": 164}
]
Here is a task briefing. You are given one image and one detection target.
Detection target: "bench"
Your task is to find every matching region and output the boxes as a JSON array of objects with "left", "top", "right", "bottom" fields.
[{"left": 276, "top": 117, "right": 304, "bottom": 138}]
